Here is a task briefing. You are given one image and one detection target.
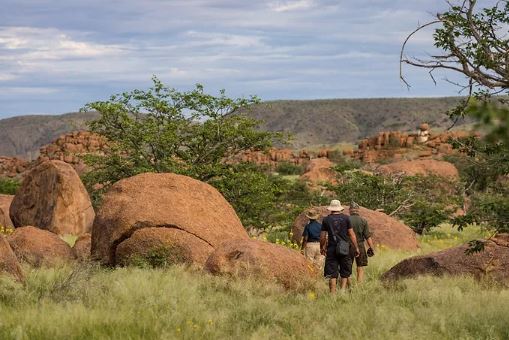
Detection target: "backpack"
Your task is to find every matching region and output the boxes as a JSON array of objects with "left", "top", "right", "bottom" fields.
[{"left": 329, "top": 216, "right": 350, "bottom": 256}]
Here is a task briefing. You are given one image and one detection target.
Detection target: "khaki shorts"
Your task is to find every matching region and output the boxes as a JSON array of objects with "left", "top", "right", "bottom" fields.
[{"left": 304, "top": 242, "right": 324, "bottom": 269}]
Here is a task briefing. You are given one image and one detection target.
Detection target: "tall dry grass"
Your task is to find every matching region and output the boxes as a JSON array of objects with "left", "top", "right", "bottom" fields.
[{"left": 0, "top": 225, "right": 507, "bottom": 340}]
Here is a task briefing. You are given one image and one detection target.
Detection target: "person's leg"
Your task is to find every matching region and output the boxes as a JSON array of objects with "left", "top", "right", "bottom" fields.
[
  {"left": 357, "top": 266, "right": 365, "bottom": 283},
  {"left": 355, "top": 245, "right": 368, "bottom": 284},
  {"left": 304, "top": 244, "right": 312, "bottom": 261},
  {"left": 339, "top": 277, "right": 349, "bottom": 289},
  {"left": 338, "top": 254, "right": 353, "bottom": 290},
  {"left": 324, "top": 249, "right": 339, "bottom": 294},
  {"left": 329, "top": 278, "right": 337, "bottom": 293},
  {"left": 311, "top": 244, "right": 322, "bottom": 268}
]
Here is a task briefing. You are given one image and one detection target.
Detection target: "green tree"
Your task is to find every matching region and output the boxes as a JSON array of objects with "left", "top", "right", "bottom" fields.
[
  {"left": 328, "top": 172, "right": 462, "bottom": 234},
  {"left": 81, "top": 77, "right": 288, "bottom": 228},
  {"left": 82, "top": 77, "right": 277, "bottom": 184},
  {"left": 401, "top": 0, "right": 509, "bottom": 237}
]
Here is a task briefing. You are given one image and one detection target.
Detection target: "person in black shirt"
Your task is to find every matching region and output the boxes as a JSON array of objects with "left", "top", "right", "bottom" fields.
[
  {"left": 320, "top": 199, "right": 360, "bottom": 293},
  {"left": 300, "top": 209, "right": 324, "bottom": 268}
]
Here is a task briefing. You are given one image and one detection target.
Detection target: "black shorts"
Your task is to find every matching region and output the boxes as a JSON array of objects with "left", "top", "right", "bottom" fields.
[
  {"left": 324, "top": 247, "right": 352, "bottom": 279},
  {"left": 352, "top": 242, "right": 368, "bottom": 267}
]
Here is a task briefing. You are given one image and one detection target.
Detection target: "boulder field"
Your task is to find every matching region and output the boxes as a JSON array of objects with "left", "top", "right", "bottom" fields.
[
  {"left": 7, "top": 226, "right": 76, "bottom": 267},
  {"left": 382, "top": 234, "right": 509, "bottom": 285},
  {"left": 91, "top": 172, "right": 249, "bottom": 266},
  {"left": 205, "top": 238, "right": 318, "bottom": 290},
  {"left": 291, "top": 206, "right": 419, "bottom": 251},
  {"left": 10, "top": 160, "right": 95, "bottom": 236}
]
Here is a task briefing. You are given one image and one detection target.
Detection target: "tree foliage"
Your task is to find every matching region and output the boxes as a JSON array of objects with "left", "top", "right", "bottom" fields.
[
  {"left": 80, "top": 77, "right": 327, "bottom": 231},
  {"left": 82, "top": 77, "right": 277, "bottom": 184},
  {"left": 402, "top": 0, "right": 509, "bottom": 237},
  {"left": 328, "top": 171, "right": 463, "bottom": 234},
  {"left": 401, "top": 0, "right": 508, "bottom": 96},
  {"left": 0, "top": 177, "right": 20, "bottom": 195}
]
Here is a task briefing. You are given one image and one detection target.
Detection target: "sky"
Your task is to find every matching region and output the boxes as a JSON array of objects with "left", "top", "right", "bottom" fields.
[{"left": 0, "top": 0, "right": 467, "bottom": 118}]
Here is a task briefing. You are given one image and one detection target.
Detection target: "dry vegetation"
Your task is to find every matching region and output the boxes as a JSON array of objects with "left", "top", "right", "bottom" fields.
[{"left": 0, "top": 225, "right": 507, "bottom": 340}]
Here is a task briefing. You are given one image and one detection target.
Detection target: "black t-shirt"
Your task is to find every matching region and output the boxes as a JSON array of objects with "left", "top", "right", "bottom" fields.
[{"left": 321, "top": 213, "right": 352, "bottom": 248}]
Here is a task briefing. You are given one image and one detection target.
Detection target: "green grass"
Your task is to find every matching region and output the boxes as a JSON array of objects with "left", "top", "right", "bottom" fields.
[{"left": 0, "top": 226, "right": 507, "bottom": 340}]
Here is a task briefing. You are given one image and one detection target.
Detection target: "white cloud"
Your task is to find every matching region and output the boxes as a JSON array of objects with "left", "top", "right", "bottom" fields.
[
  {"left": 269, "top": 0, "right": 315, "bottom": 12},
  {"left": 0, "top": 26, "right": 124, "bottom": 61}
]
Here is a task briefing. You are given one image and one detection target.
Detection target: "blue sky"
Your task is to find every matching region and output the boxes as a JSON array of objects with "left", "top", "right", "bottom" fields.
[{"left": 0, "top": 0, "right": 466, "bottom": 118}]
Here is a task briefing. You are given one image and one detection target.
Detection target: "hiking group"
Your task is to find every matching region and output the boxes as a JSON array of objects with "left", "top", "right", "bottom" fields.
[{"left": 301, "top": 200, "right": 375, "bottom": 293}]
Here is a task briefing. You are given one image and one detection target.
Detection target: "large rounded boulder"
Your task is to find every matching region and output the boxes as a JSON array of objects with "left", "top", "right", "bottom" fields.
[
  {"left": 376, "top": 159, "right": 459, "bottom": 179},
  {"left": 291, "top": 206, "right": 419, "bottom": 251},
  {"left": 205, "top": 239, "right": 318, "bottom": 289},
  {"left": 91, "top": 172, "right": 248, "bottom": 266},
  {"left": 0, "top": 194, "right": 14, "bottom": 228},
  {"left": 72, "top": 233, "right": 91, "bottom": 262},
  {"left": 0, "top": 236, "right": 24, "bottom": 282},
  {"left": 9, "top": 160, "right": 95, "bottom": 235},
  {"left": 7, "top": 226, "right": 76, "bottom": 267},
  {"left": 382, "top": 234, "right": 509, "bottom": 285}
]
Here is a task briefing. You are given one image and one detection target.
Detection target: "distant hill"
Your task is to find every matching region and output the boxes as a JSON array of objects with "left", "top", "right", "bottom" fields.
[
  {"left": 245, "top": 97, "right": 471, "bottom": 148},
  {"left": 0, "top": 97, "right": 472, "bottom": 159},
  {"left": 0, "top": 112, "right": 99, "bottom": 160}
]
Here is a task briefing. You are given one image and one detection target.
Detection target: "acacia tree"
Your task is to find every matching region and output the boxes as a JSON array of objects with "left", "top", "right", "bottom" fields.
[
  {"left": 400, "top": 0, "right": 508, "bottom": 99},
  {"left": 82, "top": 77, "right": 277, "bottom": 184},
  {"left": 400, "top": 0, "right": 509, "bottom": 237}
]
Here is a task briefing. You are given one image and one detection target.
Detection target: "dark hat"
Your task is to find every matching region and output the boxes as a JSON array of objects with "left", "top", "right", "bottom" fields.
[{"left": 350, "top": 201, "right": 360, "bottom": 210}]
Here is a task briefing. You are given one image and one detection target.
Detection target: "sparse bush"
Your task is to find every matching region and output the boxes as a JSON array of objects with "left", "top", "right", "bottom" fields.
[
  {"left": 333, "top": 157, "right": 361, "bottom": 174},
  {"left": 275, "top": 162, "right": 304, "bottom": 175},
  {"left": 0, "top": 177, "right": 20, "bottom": 195},
  {"left": 328, "top": 172, "right": 463, "bottom": 234},
  {"left": 126, "top": 245, "right": 191, "bottom": 269}
]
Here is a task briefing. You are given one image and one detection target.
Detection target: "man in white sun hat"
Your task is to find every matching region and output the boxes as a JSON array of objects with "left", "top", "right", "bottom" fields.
[{"left": 320, "top": 199, "right": 360, "bottom": 293}]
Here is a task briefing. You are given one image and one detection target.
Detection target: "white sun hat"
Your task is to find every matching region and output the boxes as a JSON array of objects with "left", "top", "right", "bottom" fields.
[{"left": 327, "top": 199, "right": 344, "bottom": 212}]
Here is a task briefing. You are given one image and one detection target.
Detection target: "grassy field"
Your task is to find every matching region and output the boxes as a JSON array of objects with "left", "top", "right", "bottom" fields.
[{"left": 0, "top": 226, "right": 508, "bottom": 340}]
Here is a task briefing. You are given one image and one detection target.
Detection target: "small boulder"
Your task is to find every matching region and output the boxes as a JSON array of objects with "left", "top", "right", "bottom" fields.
[
  {"left": 0, "top": 236, "right": 24, "bottom": 282},
  {"left": 300, "top": 158, "right": 337, "bottom": 185},
  {"left": 377, "top": 159, "right": 459, "bottom": 179},
  {"left": 72, "top": 233, "right": 91, "bottom": 262},
  {"left": 205, "top": 239, "right": 318, "bottom": 289},
  {"left": 115, "top": 227, "right": 209, "bottom": 266},
  {"left": 291, "top": 206, "right": 419, "bottom": 251},
  {"left": 0, "top": 194, "right": 14, "bottom": 228},
  {"left": 382, "top": 234, "right": 509, "bottom": 285},
  {"left": 7, "top": 226, "right": 76, "bottom": 267},
  {"left": 92, "top": 172, "right": 248, "bottom": 266},
  {"left": 10, "top": 160, "right": 95, "bottom": 235}
]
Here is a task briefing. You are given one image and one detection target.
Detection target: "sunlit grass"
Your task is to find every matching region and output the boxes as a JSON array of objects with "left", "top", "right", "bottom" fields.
[{"left": 0, "top": 225, "right": 507, "bottom": 340}]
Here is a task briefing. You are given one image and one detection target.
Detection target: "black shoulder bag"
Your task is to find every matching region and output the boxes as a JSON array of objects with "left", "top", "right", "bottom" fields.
[{"left": 330, "top": 218, "right": 350, "bottom": 256}]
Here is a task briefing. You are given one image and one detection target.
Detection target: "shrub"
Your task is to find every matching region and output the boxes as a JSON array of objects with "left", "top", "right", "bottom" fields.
[
  {"left": 0, "top": 177, "right": 20, "bottom": 195},
  {"left": 328, "top": 172, "right": 463, "bottom": 234},
  {"left": 275, "top": 162, "right": 304, "bottom": 175},
  {"left": 126, "top": 245, "right": 191, "bottom": 269}
]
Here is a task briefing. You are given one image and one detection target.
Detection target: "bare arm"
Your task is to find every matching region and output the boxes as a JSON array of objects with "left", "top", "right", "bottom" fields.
[
  {"left": 301, "top": 236, "right": 308, "bottom": 252},
  {"left": 348, "top": 228, "right": 360, "bottom": 257},
  {"left": 366, "top": 237, "right": 375, "bottom": 249}
]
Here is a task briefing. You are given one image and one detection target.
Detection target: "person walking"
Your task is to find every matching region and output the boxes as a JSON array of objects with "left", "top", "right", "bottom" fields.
[
  {"left": 320, "top": 200, "right": 360, "bottom": 293},
  {"left": 348, "top": 202, "right": 375, "bottom": 285},
  {"left": 301, "top": 209, "right": 324, "bottom": 269}
]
